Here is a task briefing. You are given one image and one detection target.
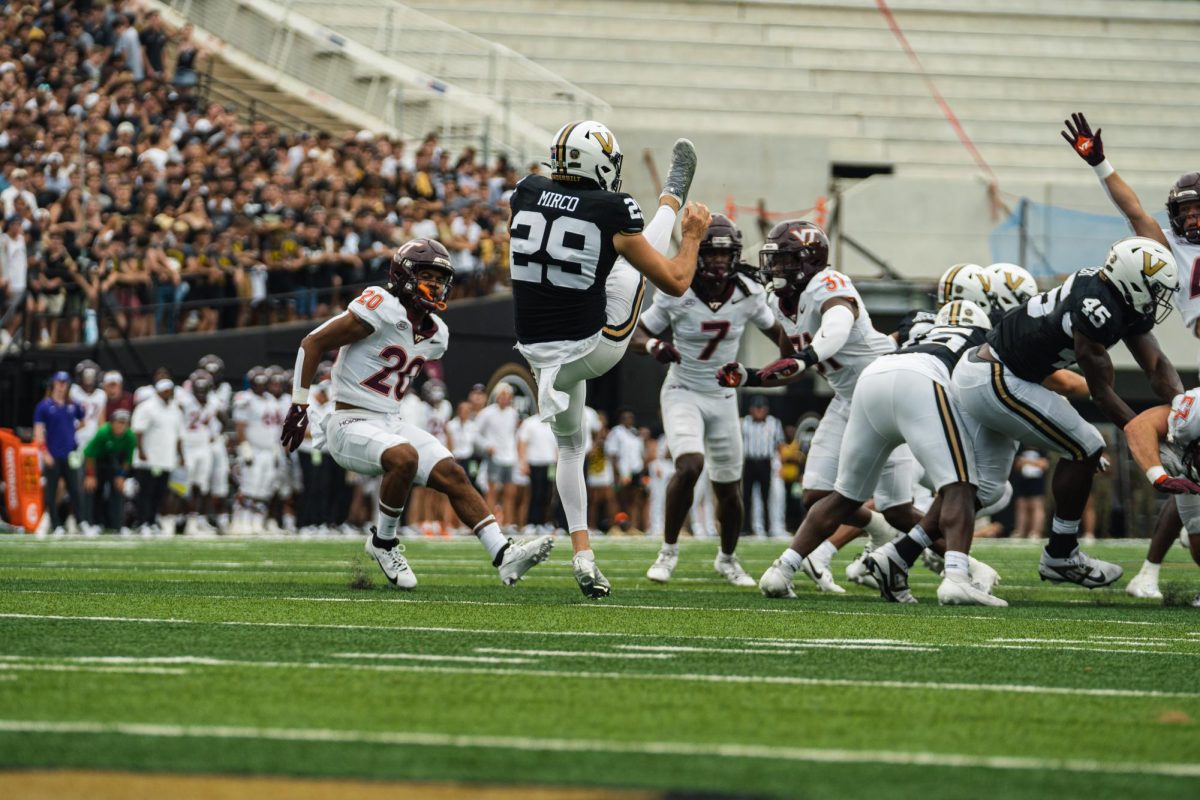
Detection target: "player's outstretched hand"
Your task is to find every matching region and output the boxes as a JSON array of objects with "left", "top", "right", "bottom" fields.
[
  {"left": 681, "top": 202, "right": 711, "bottom": 238},
  {"left": 716, "top": 361, "right": 749, "bottom": 387},
  {"left": 649, "top": 339, "right": 682, "bottom": 364},
  {"left": 759, "top": 356, "right": 805, "bottom": 382},
  {"left": 280, "top": 403, "right": 309, "bottom": 453},
  {"left": 1154, "top": 474, "right": 1200, "bottom": 495},
  {"left": 1061, "top": 112, "right": 1104, "bottom": 166}
]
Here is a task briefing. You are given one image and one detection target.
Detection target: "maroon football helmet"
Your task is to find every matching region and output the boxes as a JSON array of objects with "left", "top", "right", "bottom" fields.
[
  {"left": 694, "top": 214, "right": 742, "bottom": 294},
  {"left": 1167, "top": 173, "right": 1200, "bottom": 244},
  {"left": 759, "top": 219, "right": 830, "bottom": 297},
  {"left": 388, "top": 238, "right": 454, "bottom": 312}
]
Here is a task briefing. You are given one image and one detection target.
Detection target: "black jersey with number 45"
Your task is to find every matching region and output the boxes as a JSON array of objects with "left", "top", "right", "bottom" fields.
[
  {"left": 987, "top": 267, "right": 1154, "bottom": 383},
  {"left": 900, "top": 322, "right": 989, "bottom": 373},
  {"left": 509, "top": 174, "right": 645, "bottom": 344}
]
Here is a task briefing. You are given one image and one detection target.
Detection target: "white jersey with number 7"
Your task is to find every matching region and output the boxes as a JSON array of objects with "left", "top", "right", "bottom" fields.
[
  {"left": 640, "top": 280, "right": 775, "bottom": 393},
  {"left": 330, "top": 286, "right": 449, "bottom": 414},
  {"left": 769, "top": 268, "right": 895, "bottom": 399}
]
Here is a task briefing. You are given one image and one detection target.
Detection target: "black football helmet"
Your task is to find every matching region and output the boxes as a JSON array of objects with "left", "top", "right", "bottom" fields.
[
  {"left": 190, "top": 369, "right": 213, "bottom": 400},
  {"left": 1167, "top": 173, "right": 1200, "bottom": 244},
  {"left": 694, "top": 214, "right": 742, "bottom": 293},
  {"left": 388, "top": 238, "right": 454, "bottom": 312},
  {"left": 760, "top": 219, "right": 830, "bottom": 297},
  {"left": 247, "top": 366, "right": 268, "bottom": 394}
]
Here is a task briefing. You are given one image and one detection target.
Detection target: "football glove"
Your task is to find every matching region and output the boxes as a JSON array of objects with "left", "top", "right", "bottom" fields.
[
  {"left": 1153, "top": 474, "right": 1200, "bottom": 495},
  {"left": 759, "top": 348, "right": 818, "bottom": 382},
  {"left": 645, "top": 337, "right": 682, "bottom": 364},
  {"left": 1060, "top": 112, "right": 1105, "bottom": 167},
  {"left": 716, "top": 361, "right": 759, "bottom": 388},
  {"left": 280, "top": 403, "right": 309, "bottom": 453}
]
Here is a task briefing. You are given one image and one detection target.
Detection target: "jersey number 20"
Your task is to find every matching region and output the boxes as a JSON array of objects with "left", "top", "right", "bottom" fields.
[
  {"left": 510, "top": 210, "right": 602, "bottom": 290},
  {"left": 361, "top": 346, "right": 426, "bottom": 401}
]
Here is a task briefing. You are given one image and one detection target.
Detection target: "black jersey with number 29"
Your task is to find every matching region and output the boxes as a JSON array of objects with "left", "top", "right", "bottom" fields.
[
  {"left": 509, "top": 174, "right": 645, "bottom": 344},
  {"left": 987, "top": 267, "right": 1154, "bottom": 382}
]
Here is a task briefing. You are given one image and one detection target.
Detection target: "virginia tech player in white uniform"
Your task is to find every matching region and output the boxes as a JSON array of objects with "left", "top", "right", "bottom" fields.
[
  {"left": 632, "top": 214, "right": 780, "bottom": 587},
  {"left": 232, "top": 368, "right": 282, "bottom": 534},
  {"left": 508, "top": 119, "right": 711, "bottom": 598},
  {"left": 282, "top": 239, "right": 553, "bottom": 589},
  {"left": 718, "top": 219, "right": 917, "bottom": 592},
  {"left": 178, "top": 371, "right": 221, "bottom": 535}
]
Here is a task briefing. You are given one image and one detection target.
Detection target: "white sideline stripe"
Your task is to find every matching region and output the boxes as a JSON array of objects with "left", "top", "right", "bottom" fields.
[
  {"left": 624, "top": 643, "right": 940, "bottom": 654},
  {"left": 0, "top": 719, "right": 1196, "bottom": 778},
  {"left": 330, "top": 653, "right": 533, "bottom": 664},
  {"left": 474, "top": 648, "right": 674, "bottom": 660},
  {"left": 0, "top": 653, "right": 1192, "bottom": 699}
]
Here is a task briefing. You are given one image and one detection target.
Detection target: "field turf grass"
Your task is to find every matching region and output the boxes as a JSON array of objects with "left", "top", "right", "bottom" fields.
[{"left": 0, "top": 535, "right": 1198, "bottom": 799}]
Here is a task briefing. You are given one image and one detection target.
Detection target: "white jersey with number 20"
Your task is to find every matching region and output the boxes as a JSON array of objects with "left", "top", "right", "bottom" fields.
[{"left": 330, "top": 287, "right": 449, "bottom": 414}]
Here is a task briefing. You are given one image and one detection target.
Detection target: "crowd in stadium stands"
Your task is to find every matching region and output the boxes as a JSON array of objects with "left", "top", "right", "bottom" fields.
[
  {"left": 29, "top": 357, "right": 810, "bottom": 538},
  {"left": 0, "top": 0, "right": 518, "bottom": 348}
]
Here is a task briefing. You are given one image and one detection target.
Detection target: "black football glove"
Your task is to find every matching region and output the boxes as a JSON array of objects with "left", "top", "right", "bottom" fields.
[
  {"left": 1060, "top": 112, "right": 1105, "bottom": 167},
  {"left": 280, "top": 403, "right": 309, "bottom": 453}
]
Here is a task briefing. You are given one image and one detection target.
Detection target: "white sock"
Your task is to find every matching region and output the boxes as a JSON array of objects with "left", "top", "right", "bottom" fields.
[
  {"left": 863, "top": 511, "right": 896, "bottom": 547},
  {"left": 907, "top": 524, "right": 933, "bottom": 549},
  {"left": 1139, "top": 560, "right": 1161, "bottom": 581},
  {"left": 474, "top": 515, "right": 507, "bottom": 561},
  {"left": 376, "top": 502, "right": 402, "bottom": 541},
  {"left": 643, "top": 205, "right": 678, "bottom": 252},
  {"left": 779, "top": 548, "right": 804, "bottom": 573},
  {"left": 575, "top": 548, "right": 595, "bottom": 563},
  {"left": 811, "top": 540, "right": 838, "bottom": 566},
  {"left": 1051, "top": 516, "right": 1080, "bottom": 536},
  {"left": 944, "top": 550, "right": 970, "bottom": 580},
  {"left": 661, "top": 542, "right": 679, "bottom": 556}
]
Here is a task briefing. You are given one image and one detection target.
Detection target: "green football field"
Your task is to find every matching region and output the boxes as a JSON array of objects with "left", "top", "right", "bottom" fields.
[{"left": 0, "top": 534, "right": 1198, "bottom": 799}]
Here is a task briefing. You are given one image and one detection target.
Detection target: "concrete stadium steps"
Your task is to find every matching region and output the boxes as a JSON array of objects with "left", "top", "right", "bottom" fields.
[
  {"left": 207, "top": 58, "right": 355, "bottom": 134},
  {"left": 405, "top": 0, "right": 1198, "bottom": 182}
]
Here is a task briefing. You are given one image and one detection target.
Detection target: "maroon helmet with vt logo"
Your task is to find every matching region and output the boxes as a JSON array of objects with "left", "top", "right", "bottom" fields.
[
  {"left": 759, "top": 219, "right": 830, "bottom": 297},
  {"left": 388, "top": 238, "right": 455, "bottom": 312},
  {"left": 695, "top": 213, "right": 743, "bottom": 291}
]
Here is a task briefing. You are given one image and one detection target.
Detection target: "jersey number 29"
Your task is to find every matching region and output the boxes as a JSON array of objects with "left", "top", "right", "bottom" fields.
[{"left": 510, "top": 210, "right": 602, "bottom": 290}]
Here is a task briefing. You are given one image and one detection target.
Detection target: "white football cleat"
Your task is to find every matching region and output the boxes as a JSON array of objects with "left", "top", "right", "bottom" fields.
[
  {"left": 921, "top": 549, "right": 945, "bottom": 576},
  {"left": 801, "top": 556, "right": 846, "bottom": 593},
  {"left": 864, "top": 542, "right": 917, "bottom": 604},
  {"left": 968, "top": 557, "right": 1001, "bottom": 595},
  {"left": 364, "top": 530, "right": 417, "bottom": 590},
  {"left": 845, "top": 546, "right": 879, "bottom": 589},
  {"left": 759, "top": 559, "right": 797, "bottom": 598},
  {"left": 1124, "top": 571, "right": 1162, "bottom": 600},
  {"left": 573, "top": 555, "right": 611, "bottom": 598},
  {"left": 497, "top": 535, "right": 554, "bottom": 586},
  {"left": 646, "top": 547, "right": 679, "bottom": 584},
  {"left": 1038, "top": 548, "right": 1122, "bottom": 589},
  {"left": 714, "top": 552, "right": 756, "bottom": 587},
  {"left": 937, "top": 574, "right": 1008, "bottom": 607}
]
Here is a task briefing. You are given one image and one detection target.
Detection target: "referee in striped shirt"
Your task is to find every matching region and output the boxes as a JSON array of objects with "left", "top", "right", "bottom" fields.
[{"left": 741, "top": 396, "right": 784, "bottom": 535}]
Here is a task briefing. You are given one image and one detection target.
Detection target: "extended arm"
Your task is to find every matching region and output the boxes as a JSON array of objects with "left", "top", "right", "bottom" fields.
[
  {"left": 612, "top": 202, "right": 710, "bottom": 297},
  {"left": 1125, "top": 331, "right": 1184, "bottom": 403},
  {"left": 1074, "top": 330, "right": 1135, "bottom": 428},
  {"left": 282, "top": 311, "right": 373, "bottom": 451},
  {"left": 1061, "top": 112, "right": 1166, "bottom": 244},
  {"left": 1124, "top": 405, "right": 1200, "bottom": 493},
  {"left": 1042, "top": 369, "right": 1089, "bottom": 398}
]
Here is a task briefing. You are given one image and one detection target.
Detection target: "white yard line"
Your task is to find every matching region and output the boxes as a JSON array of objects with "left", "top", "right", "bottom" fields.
[
  {"left": 329, "top": 653, "right": 533, "bottom": 664},
  {"left": 623, "top": 643, "right": 940, "bottom": 654},
  {"left": 0, "top": 719, "right": 1194, "bottom": 778},
  {"left": 990, "top": 638, "right": 1172, "bottom": 647},
  {"left": 0, "top": 663, "right": 188, "bottom": 675},
  {"left": 0, "top": 653, "right": 1194, "bottom": 699},
  {"left": 474, "top": 648, "right": 674, "bottom": 660}
]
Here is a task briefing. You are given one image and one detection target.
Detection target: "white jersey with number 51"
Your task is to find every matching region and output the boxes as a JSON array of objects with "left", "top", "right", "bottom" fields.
[
  {"left": 330, "top": 287, "right": 449, "bottom": 414},
  {"left": 770, "top": 268, "right": 895, "bottom": 398}
]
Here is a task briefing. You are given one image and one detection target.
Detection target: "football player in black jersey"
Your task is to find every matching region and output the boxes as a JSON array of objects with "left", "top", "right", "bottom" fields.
[
  {"left": 760, "top": 301, "right": 1006, "bottom": 604},
  {"left": 509, "top": 120, "right": 711, "bottom": 598},
  {"left": 949, "top": 237, "right": 1183, "bottom": 589}
]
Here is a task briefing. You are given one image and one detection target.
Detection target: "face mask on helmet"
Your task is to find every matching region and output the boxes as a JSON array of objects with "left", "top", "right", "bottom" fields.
[
  {"left": 414, "top": 268, "right": 453, "bottom": 311},
  {"left": 1167, "top": 173, "right": 1200, "bottom": 245},
  {"left": 390, "top": 239, "right": 455, "bottom": 313},
  {"left": 761, "top": 248, "right": 824, "bottom": 295}
]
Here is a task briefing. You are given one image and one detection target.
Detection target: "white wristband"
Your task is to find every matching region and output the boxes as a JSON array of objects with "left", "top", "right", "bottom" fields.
[
  {"left": 644, "top": 338, "right": 661, "bottom": 355},
  {"left": 1146, "top": 465, "right": 1167, "bottom": 484},
  {"left": 1092, "top": 159, "right": 1115, "bottom": 180},
  {"left": 291, "top": 386, "right": 309, "bottom": 406}
]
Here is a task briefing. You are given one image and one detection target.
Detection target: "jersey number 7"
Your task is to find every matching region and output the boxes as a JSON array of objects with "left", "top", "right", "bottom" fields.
[{"left": 697, "top": 320, "right": 731, "bottom": 361}]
